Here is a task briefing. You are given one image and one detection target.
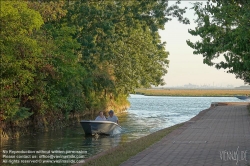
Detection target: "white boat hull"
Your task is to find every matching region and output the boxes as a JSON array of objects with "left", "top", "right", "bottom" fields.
[{"left": 80, "top": 120, "right": 122, "bottom": 135}]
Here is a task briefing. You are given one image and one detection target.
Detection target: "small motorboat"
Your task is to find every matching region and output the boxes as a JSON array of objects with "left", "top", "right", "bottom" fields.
[
  {"left": 80, "top": 120, "right": 122, "bottom": 136},
  {"left": 235, "top": 95, "right": 250, "bottom": 100}
]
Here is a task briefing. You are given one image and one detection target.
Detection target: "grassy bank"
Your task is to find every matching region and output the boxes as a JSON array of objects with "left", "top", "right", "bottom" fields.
[
  {"left": 135, "top": 89, "right": 250, "bottom": 97},
  {"left": 81, "top": 123, "right": 183, "bottom": 166}
]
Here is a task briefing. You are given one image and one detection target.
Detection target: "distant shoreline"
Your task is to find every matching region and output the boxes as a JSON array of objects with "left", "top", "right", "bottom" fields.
[{"left": 134, "top": 88, "right": 250, "bottom": 97}]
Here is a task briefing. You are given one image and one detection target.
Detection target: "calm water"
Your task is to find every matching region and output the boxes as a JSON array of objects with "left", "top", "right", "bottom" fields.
[{"left": 1, "top": 95, "right": 245, "bottom": 165}]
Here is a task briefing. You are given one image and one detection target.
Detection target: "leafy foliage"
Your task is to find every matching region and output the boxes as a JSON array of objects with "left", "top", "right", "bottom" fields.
[
  {"left": 187, "top": 0, "right": 250, "bottom": 84},
  {"left": 1, "top": 0, "right": 189, "bottom": 127},
  {"left": 0, "top": 1, "right": 43, "bottom": 120}
]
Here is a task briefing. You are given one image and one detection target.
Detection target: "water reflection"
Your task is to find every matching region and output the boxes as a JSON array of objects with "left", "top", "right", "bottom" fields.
[{"left": 82, "top": 134, "right": 121, "bottom": 156}]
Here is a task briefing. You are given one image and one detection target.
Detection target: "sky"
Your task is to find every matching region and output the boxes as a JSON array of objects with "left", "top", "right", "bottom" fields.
[{"left": 158, "top": 1, "right": 245, "bottom": 88}]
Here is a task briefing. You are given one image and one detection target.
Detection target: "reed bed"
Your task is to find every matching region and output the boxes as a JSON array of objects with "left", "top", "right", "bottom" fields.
[{"left": 135, "top": 89, "right": 250, "bottom": 97}]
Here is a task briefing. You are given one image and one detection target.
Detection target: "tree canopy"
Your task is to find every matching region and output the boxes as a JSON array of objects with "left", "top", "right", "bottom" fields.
[
  {"left": 0, "top": 0, "right": 189, "bottom": 126},
  {"left": 187, "top": 0, "right": 250, "bottom": 84},
  {"left": 0, "top": 1, "right": 44, "bottom": 120}
]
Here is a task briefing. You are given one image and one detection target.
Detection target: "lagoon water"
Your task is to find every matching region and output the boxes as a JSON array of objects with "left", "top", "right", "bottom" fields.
[{"left": 1, "top": 95, "right": 246, "bottom": 165}]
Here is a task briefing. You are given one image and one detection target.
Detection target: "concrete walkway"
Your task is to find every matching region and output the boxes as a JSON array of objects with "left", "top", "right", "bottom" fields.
[{"left": 120, "top": 102, "right": 250, "bottom": 166}]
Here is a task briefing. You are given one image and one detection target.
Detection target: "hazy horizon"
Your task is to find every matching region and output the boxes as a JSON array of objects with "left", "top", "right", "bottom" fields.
[{"left": 159, "top": 1, "right": 246, "bottom": 88}]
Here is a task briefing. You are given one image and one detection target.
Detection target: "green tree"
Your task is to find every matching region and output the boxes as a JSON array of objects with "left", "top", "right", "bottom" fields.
[
  {"left": 67, "top": 0, "right": 189, "bottom": 94},
  {"left": 0, "top": 1, "right": 44, "bottom": 120},
  {"left": 27, "top": 0, "right": 87, "bottom": 117},
  {"left": 43, "top": 24, "right": 87, "bottom": 116},
  {"left": 187, "top": 0, "right": 250, "bottom": 84},
  {"left": 0, "top": 0, "right": 191, "bottom": 131}
]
